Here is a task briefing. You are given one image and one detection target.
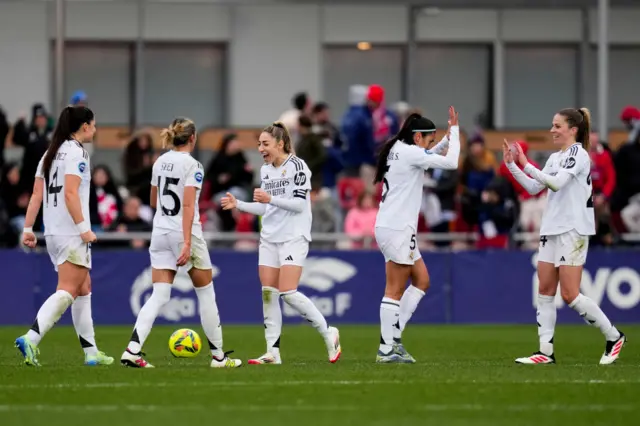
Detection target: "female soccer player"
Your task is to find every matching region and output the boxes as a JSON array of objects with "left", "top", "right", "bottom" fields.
[
  {"left": 504, "top": 108, "right": 625, "bottom": 365},
  {"left": 221, "top": 122, "right": 341, "bottom": 365},
  {"left": 16, "top": 105, "right": 114, "bottom": 367},
  {"left": 373, "top": 107, "right": 460, "bottom": 364},
  {"left": 120, "top": 117, "right": 241, "bottom": 369}
]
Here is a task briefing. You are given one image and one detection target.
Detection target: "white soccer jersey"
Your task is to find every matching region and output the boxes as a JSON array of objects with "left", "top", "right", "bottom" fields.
[
  {"left": 534, "top": 143, "right": 595, "bottom": 236},
  {"left": 151, "top": 150, "right": 204, "bottom": 237},
  {"left": 35, "top": 140, "right": 91, "bottom": 236},
  {"left": 260, "top": 155, "right": 312, "bottom": 243},
  {"left": 375, "top": 126, "right": 460, "bottom": 232}
]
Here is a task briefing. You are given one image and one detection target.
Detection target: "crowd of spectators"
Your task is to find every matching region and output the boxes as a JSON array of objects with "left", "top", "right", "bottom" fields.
[{"left": 1, "top": 92, "right": 640, "bottom": 251}]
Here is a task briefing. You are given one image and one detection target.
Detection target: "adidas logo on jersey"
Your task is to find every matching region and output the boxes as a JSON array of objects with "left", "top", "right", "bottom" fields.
[
  {"left": 560, "top": 256, "right": 566, "bottom": 262},
  {"left": 285, "top": 255, "right": 293, "bottom": 261}
]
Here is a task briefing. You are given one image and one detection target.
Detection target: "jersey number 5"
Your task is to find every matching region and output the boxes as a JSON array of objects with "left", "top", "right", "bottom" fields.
[
  {"left": 157, "top": 176, "right": 181, "bottom": 216},
  {"left": 381, "top": 165, "right": 390, "bottom": 203}
]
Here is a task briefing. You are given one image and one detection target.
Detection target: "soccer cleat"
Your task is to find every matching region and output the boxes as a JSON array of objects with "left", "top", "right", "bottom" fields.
[
  {"left": 600, "top": 332, "right": 626, "bottom": 365},
  {"left": 248, "top": 352, "right": 282, "bottom": 365},
  {"left": 15, "top": 335, "right": 40, "bottom": 367},
  {"left": 393, "top": 343, "right": 416, "bottom": 363},
  {"left": 210, "top": 350, "right": 243, "bottom": 368},
  {"left": 515, "top": 351, "right": 556, "bottom": 364},
  {"left": 120, "top": 349, "right": 154, "bottom": 368},
  {"left": 325, "top": 326, "right": 342, "bottom": 363},
  {"left": 85, "top": 351, "right": 115, "bottom": 366},
  {"left": 376, "top": 349, "right": 404, "bottom": 364}
]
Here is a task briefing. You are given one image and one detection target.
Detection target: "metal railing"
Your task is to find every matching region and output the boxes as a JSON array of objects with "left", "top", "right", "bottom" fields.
[{"left": 32, "top": 231, "right": 640, "bottom": 246}]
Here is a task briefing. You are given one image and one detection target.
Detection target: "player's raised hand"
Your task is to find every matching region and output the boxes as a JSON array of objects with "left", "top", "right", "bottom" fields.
[
  {"left": 176, "top": 242, "right": 191, "bottom": 267},
  {"left": 220, "top": 192, "right": 237, "bottom": 210},
  {"left": 22, "top": 230, "right": 37, "bottom": 249},
  {"left": 513, "top": 141, "right": 528, "bottom": 168},
  {"left": 253, "top": 188, "right": 272, "bottom": 204},
  {"left": 502, "top": 139, "right": 515, "bottom": 164},
  {"left": 448, "top": 106, "right": 459, "bottom": 127},
  {"left": 80, "top": 230, "right": 97, "bottom": 244}
]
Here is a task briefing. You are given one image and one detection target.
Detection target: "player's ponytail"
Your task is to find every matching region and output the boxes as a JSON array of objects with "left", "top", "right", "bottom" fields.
[
  {"left": 161, "top": 117, "right": 196, "bottom": 149},
  {"left": 374, "top": 113, "right": 436, "bottom": 184},
  {"left": 558, "top": 107, "right": 591, "bottom": 152},
  {"left": 42, "top": 105, "right": 94, "bottom": 188},
  {"left": 263, "top": 121, "right": 294, "bottom": 154},
  {"left": 578, "top": 108, "right": 591, "bottom": 152}
]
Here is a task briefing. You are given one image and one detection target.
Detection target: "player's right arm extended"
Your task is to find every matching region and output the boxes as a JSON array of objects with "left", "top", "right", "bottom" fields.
[
  {"left": 415, "top": 125, "right": 460, "bottom": 170},
  {"left": 23, "top": 178, "right": 44, "bottom": 230},
  {"left": 236, "top": 200, "right": 267, "bottom": 216},
  {"left": 64, "top": 175, "right": 90, "bottom": 232},
  {"left": 505, "top": 162, "right": 546, "bottom": 195}
]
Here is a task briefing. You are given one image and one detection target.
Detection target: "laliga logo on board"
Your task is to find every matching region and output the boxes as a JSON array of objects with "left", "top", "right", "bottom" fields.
[
  {"left": 530, "top": 253, "right": 640, "bottom": 310},
  {"left": 283, "top": 257, "right": 357, "bottom": 318},
  {"left": 130, "top": 264, "right": 220, "bottom": 321}
]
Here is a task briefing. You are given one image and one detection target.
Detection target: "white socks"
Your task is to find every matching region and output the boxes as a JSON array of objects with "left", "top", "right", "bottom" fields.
[
  {"left": 128, "top": 283, "right": 172, "bottom": 353},
  {"left": 570, "top": 294, "right": 621, "bottom": 341},
  {"left": 379, "top": 297, "right": 400, "bottom": 354},
  {"left": 194, "top": 283, "right": 224, "bottom": 359},
  {"left": 72, "top": 293, "right": 98, "bottom": 356},
  {"left": 26, "top": 290, "right": 74, "bottom": 346},
  {"left": 262, "top": 287, "right": 282, "bottom": 356},
  {"left": 537, "top": 294, "right": 556, "bottom": 356},
  {"left": 394, "top": 285, "right": 425, "bottom": 343},
  {"left": 281, "top": 290, "right": 329, "bottom": 337}
]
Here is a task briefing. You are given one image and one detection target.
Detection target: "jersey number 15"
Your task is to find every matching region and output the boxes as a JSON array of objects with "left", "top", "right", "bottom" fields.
[{"left": 157, "top": 176, "right": 181, "bottom": 216}]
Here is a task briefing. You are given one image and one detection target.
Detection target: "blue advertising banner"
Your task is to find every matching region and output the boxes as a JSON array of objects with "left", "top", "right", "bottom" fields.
[{"left": 0, "top": 248, "right": 638, "bottom": 325}]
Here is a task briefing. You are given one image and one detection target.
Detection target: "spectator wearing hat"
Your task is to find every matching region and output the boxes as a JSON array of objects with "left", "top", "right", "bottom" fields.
[
  {"left": 367, "top": 84, "right": 399, "bottom": 153},
  {"left": 70, "top": 90, "right": 88, "bottom": 107},
  {"left": 12, "top": 103, "right": 53, "bottom": 194},
  {"left": 341, "top": 85, "right": 375, "bottom": 182},
  {"left": 620, "top": 106, "right": 640, "bottom": 145}
]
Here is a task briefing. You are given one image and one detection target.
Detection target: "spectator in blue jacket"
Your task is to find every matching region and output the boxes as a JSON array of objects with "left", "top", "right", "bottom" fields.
[{"left": 341, "top": 85, "right": 375, "bottom": 181}]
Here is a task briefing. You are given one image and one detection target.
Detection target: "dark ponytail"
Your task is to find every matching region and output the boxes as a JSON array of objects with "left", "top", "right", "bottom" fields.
[
  {"left": 42, "top": 106, "right": 94, "bottom": 187},
  {"left": 373, "top": 113, "right": 436, "bottom": 184}
]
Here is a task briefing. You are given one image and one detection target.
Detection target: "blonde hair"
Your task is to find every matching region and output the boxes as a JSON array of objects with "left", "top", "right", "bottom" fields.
[
  {"left": 558, "top": 107, "right": 591, "bottom": 152},
  {"left": 160, "top": 117, "right": 196, "bottom": 149},
  {"left": 262, "top": 121, "right": 293, "bottom": 154}
]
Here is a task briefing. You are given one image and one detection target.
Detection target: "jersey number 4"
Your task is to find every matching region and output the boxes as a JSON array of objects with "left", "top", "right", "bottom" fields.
[
  {"left": 157, "top": 176, "right": 181, "bottom": 216},
  {"left": 47, "top": 167, "right": 63, "bottom": 207},
  {"left": 381, "top": 165, "right": 390, "bottom": 203}
]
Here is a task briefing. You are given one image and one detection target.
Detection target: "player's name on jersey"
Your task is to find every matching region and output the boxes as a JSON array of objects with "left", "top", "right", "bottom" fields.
[
  {"left": 54, "top": 152, "right": 68, "bottom": 161},
  {"left": 161, "top": 162, "right": 175, "bottom": 172},
  {"left": 386, "top": 151, "right": 400, "bottom": 161}
]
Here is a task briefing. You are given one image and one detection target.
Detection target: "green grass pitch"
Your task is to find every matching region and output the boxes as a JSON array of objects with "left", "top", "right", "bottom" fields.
[{"left": 0, "top": 324, "right": 638, "bottom": 426}]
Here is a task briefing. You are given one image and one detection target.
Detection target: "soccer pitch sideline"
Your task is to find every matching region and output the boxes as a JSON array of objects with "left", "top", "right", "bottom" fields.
[{"left": 0, "top": 325, "right": 638, "bottom": 426}]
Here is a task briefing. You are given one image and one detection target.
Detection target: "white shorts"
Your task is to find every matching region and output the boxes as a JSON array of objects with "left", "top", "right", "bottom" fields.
[
  {"left": 375, "top": 226, "right": 421, "bottom": 265},
  {"left": 149, "top": 231, "right": 212, "bottom": 271},
  {"left": 537, "top": 229, "right": 589, "bottom": 267},
  {"left": 45, "top": 235, "right": 92, "bottom": 272},
  {"left": 259, "top": 237, "right": 309, "bottom": 268}
]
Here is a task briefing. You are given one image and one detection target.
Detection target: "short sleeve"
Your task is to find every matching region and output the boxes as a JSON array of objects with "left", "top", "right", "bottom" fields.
[
  {"left": 64, "top": 148, "right": 89, "bottom": 178},
  {"left": 185, "top": 160, "right": 204, "bottom": 188},
  {"left": 35, "top": 156, "right": 45, "bottom": 179}
]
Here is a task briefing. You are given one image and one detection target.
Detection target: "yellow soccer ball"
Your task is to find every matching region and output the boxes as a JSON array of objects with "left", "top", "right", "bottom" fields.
[{"left": 168, "top": 328, "right": 202, "bottom": 358}]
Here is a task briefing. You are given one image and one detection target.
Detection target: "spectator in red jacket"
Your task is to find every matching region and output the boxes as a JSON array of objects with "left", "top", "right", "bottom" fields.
[
  {"left": 590, "top": 132, "right": 616, "bottom": 245},
  {"left": 499, "top": 140, "right": 545, "bottom": 248}
]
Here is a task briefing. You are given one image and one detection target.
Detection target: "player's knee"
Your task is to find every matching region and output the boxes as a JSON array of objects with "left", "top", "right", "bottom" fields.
[
  {"left": 151, "top": 283, "right": 172, "bottom": 306},
  {"left": 560, "top": 287, "right": 579, "bottom": 305}
]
